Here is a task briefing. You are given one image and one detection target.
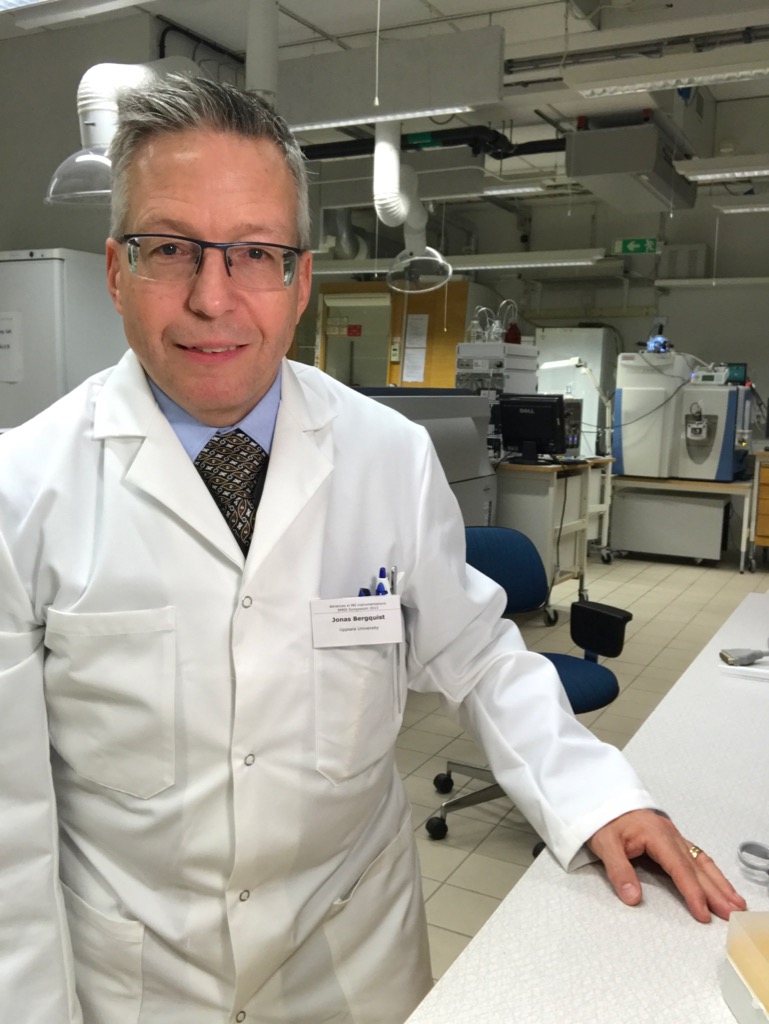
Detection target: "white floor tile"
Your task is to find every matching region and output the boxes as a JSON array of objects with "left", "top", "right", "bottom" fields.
[
  {"left": 425, "top": 883, "right": 500, "bottom": 936},
  {"left": 427, "top": 925, "right": 472, "bottom": 980},
  {"left": 447, "top": 852, "right": 528, "bottom": 899}
]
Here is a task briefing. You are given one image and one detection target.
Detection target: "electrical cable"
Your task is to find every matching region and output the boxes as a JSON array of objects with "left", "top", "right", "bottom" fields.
[{"left": 546, "top": 472, "right": 570, "bottom": 607}]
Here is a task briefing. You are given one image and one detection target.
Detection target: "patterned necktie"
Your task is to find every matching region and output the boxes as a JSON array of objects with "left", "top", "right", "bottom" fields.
[{"left": 194, "top": 428, "right": 268, "bottom": 553}]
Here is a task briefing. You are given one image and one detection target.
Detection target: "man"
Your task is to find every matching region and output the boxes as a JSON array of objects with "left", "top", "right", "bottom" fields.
[{"left": 0, "top": 76, "right": 745, "bottom": 1024}]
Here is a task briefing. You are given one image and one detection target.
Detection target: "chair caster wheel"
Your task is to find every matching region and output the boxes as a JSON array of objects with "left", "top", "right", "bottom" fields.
[
  {"left": 544, "top": 607, "right": 559, "bottom": 626},
  {"left": 433, "top": 772, "right": 454, "bottom": 794},
  {"left": 532, "top": 840, "right": 547, "bottom": 858},
  {"left": 426, "top": 817, "right": 448, "bottom": 840}
]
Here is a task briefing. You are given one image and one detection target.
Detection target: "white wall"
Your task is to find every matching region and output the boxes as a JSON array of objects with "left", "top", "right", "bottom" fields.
[{"left": 0, "top": 13, "right": 155, "bottom": 254}]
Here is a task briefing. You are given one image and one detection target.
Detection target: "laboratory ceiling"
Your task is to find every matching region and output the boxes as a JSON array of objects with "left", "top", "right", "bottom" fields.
[{"left": 3, "top": 0, "right": 769, "bottom": 208}]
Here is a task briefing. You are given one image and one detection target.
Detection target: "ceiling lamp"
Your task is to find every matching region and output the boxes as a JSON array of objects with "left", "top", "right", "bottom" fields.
[
  {"left": 673, "top": 155, "right": 769, "bottom": 183},
  {"left": 45, "top": 57, "right": 198, "bottom": 205},
  {"left": 563, "top": 39, "right": 769, "bottom": 97},
  {"left": 278, "top": 26, "right": 503, "bottom": 131},
  {"left": 386, "top": 247, "right": 452, "bottom": 293}
]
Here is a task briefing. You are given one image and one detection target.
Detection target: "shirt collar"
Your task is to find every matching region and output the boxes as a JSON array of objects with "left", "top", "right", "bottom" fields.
[{"left": 147, "top": 367, "right": 282, "bottom": 462}]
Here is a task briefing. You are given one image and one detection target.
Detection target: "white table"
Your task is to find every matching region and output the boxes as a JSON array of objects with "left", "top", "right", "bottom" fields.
[{"left": 407, "top": 592, "right": 769, "bottom": 1024}]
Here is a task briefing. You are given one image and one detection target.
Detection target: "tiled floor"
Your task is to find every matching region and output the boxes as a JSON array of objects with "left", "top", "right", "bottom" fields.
[{"left": 397, "top": 549, "right": 769, "bottom": 981}]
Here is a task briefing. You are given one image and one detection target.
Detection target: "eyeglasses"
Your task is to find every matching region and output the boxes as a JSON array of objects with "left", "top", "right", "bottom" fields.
[{"left": 119, "top": 233, "right": 305, "bottom": 290}]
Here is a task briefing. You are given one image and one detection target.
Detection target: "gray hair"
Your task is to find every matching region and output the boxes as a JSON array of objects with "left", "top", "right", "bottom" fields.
[{"left": 109, "top": 75, "right": 310, "bottom": 248}]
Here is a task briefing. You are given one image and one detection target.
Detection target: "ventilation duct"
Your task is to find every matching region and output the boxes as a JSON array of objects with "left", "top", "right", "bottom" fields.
[
  {"left": 373, "top": 121, "right": 428, "bottom": 254},
  {"left": 328, "top": 208, "right": 368, "bottom": 260},
  {"left": 565, "top": 123, "right": 696, "bottom": 213}
]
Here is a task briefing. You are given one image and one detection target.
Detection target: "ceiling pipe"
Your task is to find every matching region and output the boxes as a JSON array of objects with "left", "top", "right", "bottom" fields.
[
  {"left": 302, "top": 129, "right": 566, "bottom": 163},
  {"left": 246, "top": 0, "right": 278, "bottom": 103},
  {"left": 329, "top": 208, "right": 367, "bottom": 260}
]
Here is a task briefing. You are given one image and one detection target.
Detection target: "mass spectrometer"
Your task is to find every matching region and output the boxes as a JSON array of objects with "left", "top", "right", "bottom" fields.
[{"left": 612, "top": 350, "right": 751, "bottom": 481}]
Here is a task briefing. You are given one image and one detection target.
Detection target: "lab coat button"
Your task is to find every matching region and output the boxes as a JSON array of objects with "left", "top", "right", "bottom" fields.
[
  {"left": 241, "top": 596, "right": 253, "bottom": 608},
  {"left": 239, "top": 889, "right": 250, "bottom": 902},
  {"left": 244, "top": 754, "right": 255, "bottom": 766},
  {"left": 235, "top": 1012, "right": 246, "bottom": 1022}
]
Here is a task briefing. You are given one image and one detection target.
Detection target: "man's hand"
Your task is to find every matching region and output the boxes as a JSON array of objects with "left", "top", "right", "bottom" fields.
[{"left": 587, "top": 809, "right": 747, "bottom": 922}]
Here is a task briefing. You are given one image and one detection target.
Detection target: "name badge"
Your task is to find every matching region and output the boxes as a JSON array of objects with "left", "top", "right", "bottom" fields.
[{"left": 311, "top": 595, "right": 403, "bottom": 648}]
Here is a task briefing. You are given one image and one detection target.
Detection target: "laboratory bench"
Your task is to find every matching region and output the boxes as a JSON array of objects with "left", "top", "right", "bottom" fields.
[{"left": 406, "top": 591, "right": 769, "bottom": 1024}]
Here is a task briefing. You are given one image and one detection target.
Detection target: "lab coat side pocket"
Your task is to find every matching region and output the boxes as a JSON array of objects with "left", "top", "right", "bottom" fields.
[
  {"left": 45, "top": 606, "right": 176, "bottom": 799},
  {"left": 314, "top": 639, "right": 404, "bottom": 785},
  {"left": 61, "top": 882, "right": 144, "bottom": 1024},
  {"left": 322, "top": 815, "right": 432, "bottom": 1021}
]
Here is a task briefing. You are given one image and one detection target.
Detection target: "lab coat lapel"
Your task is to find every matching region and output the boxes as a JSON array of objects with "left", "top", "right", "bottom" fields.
[
  {"left": 246, "top": 361, "right": 335, "bottom": 573},
  {"left": 92, "top": 352, "right": 244, "bottom": 567}
]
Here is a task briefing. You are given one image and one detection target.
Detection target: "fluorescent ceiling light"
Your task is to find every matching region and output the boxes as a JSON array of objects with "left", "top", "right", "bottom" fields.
[
  {"left": 425, "top": 182, "right": 547, "bottom": 201},
  {"left": 278, "top": 25, "right": 503, "bottom": 131},
  {"left": 563, "top": 39, "right": 769, "bottom": 97},
  {"left": 291, "top": 106, "right": 473, "bottom": 133},
  {"left": 0, "top": 0, "right": 56, "bottom": 9},
  {"left": 450, "top": 250, "right": 604, "bottom": 271},
  {"left": 0, "top": 0, "right": 57, "bottom": 8},
  {"left": 713, "top": 202, "right": 769, "bottom": 214},
  {"left": 311, "top": 249, "right": 605, "bottom": 276},
  {"left": 11, "top": 0, "right": 138, "bottom": 27},
  {"left": 674, "top": 155, "right": 769, "bottom": 182},
  {"left": 481, "top": 184, "right": 547, "bottom": 197}
]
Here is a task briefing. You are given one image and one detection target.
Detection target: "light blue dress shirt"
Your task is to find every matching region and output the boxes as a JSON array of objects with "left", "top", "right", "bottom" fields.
[{"left": 147, "top": 368, "right": 282, "bottom": 460}]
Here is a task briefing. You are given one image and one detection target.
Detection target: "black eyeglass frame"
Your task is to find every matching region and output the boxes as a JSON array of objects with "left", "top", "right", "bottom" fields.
[{"left": 118, "top": 233, "right": 306, "bottom": 288}]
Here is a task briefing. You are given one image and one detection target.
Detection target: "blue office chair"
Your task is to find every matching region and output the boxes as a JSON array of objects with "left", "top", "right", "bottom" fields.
[{"left": 425, "top": 525, "right": 632, "bottom": 840}]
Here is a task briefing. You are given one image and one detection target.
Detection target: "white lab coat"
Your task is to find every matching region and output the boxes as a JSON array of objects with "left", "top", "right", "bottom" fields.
[{"left": 0, "top": 352, "right": 652, "bottom": 1024}]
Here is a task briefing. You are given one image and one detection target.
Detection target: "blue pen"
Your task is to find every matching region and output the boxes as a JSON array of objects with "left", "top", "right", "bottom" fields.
[
  {"left": 375, "top": 566, "right": 388, "bottom": 595},
  {"left": 358, "top": 587, "right": 371, "bottom": 597}
]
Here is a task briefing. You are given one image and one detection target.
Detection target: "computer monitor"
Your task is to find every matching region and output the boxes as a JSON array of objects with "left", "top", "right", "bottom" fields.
[{"left": 499, "top": 393, "right": 566, "bottom": 462}]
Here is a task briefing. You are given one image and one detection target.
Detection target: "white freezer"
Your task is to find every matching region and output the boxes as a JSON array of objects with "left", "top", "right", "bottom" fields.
[{"left": 0, "top": 248, "right": 126, "bottom": 429}]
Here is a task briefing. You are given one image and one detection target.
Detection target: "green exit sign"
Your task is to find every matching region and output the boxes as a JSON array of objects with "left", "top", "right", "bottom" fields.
[{"left": 613, "top": 237, "right": 659, "bottom": 255}]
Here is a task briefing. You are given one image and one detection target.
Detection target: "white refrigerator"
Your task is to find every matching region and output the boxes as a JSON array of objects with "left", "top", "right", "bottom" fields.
[
  {"left": 0, "top": 248, "right": 127, "bottom": 429},
  {"left": 535, "top": 326, "right": 616, "bottom": 457}
]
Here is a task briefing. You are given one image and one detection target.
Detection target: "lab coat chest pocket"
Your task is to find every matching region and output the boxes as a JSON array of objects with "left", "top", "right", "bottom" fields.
[
  {"left": 44, "top": 606, "right": 176, "bottom": 799},
  {"left": 314, "top": 638, "right": 406, "bottom": 784}
]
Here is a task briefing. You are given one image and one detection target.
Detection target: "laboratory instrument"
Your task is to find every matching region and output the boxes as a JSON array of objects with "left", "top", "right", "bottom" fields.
[
  {"left": 360, "top": 388, "right": 496, "bottom": 525},
  {"left": 612, "top": 350, "right": 752, "bottom": 481}
]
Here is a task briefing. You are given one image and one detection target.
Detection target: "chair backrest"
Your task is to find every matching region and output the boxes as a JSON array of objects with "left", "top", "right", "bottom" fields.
[{"left": 465, "top": 526, "right": 549, "bottom": 616}]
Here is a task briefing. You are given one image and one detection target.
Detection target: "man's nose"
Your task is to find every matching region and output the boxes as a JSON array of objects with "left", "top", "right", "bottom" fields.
[{"left": 187, "top": 248, "right": 239, "bottom": 316}]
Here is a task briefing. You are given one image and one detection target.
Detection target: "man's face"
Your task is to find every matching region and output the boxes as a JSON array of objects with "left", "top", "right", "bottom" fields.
[{"left": 106, "top": 129, "right": 312, "bottom": 426}]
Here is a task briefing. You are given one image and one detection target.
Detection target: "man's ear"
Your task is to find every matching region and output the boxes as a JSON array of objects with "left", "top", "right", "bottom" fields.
[
  {"left": 295, "top": 250, "right": 313, "bottom": 324},
  {"left": 105, "top": 238, "right": 124, "bottom": 315}
]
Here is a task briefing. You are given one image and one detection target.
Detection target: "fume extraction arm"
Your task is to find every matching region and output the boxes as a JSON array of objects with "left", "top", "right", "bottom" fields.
[
  {"left": 45, "top": 57, "right": 198, "bottom": 205},
  {"left": 373, "top": 121, "right": 452, "bottom": 294}
]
